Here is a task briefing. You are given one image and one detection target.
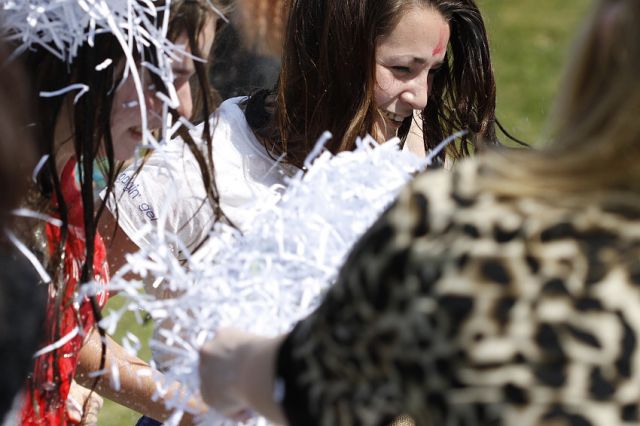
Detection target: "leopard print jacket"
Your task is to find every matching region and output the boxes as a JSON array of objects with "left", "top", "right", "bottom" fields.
[{"left": 276, "top": 158, "right": 640, "bottom": 426}]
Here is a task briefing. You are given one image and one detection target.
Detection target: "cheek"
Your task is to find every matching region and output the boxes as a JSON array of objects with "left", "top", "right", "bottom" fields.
[
  {"left": 175, "top": 82, "right": 193, "bottom": 118},
  {"left": 373, "top": 68, "right": 396, "bottom": 107},
  {"left": 111, "top": 81, "right": 137, "bottom": 121},
  {"left": 113, "top": 77, "right": 137, "bottom": 105}
]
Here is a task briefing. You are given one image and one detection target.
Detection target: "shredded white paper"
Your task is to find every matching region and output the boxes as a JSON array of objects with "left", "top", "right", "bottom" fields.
[
  {"left": 1, "top": 2, "right": 465, "bottom": 424},
  {"left": 1, "top": 0, "right": 225, "bottom": 149},
  {"left": 105, "top": 134, "right": 460, "bottom": 425}
]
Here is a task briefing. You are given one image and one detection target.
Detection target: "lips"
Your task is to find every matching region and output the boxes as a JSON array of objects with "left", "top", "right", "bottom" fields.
[
  {"left": 382, "top": 110, "right": 409, "bottom": 125},
  {"left": 129, "top": 126, "right": 143, "bottom": 139}
]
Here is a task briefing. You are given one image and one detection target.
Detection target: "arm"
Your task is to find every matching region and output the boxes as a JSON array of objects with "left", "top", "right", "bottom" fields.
[
  {"left": 98, "top": 148, "right": 214, "bottom": 282},
  {"left": 199, "top": 329, "right": 286, "bottom": 424},
  {"left": 76, "top": 327, "right": 208, "bottom": 424},
  {"left": 98, "top": 208, "right": 140, "bottom": 279},
  {"left": 66, "top": 380, "right": 103, "bottom": 425},
  {"left": 200, "top": 182, "right": 440, "bottom": 424}
]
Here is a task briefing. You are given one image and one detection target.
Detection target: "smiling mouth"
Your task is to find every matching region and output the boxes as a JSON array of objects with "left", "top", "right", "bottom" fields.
[
  {"left": 382, "top": 110, "right": 409, "bottom": 125},
  {"left": 129, "top": 126, "right": 143, "bottom": 139}
]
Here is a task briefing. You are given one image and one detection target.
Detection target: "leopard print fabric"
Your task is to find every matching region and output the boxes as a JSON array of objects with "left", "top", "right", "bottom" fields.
[{"left": 277, "top": 158, "right": 640, "bottom": 426}]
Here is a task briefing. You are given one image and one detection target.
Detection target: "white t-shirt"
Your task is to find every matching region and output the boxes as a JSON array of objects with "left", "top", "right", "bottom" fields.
[{"left": 105, "top": 97, "right": 295, "bottom": 261}]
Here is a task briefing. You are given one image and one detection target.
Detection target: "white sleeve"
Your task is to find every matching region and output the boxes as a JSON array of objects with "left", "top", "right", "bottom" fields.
[
  {"left": 103, "top": 141, "right": 215, "bottom": 260},
  {"left": 102, "top": 97, "right": 290, "bottom": 261}
]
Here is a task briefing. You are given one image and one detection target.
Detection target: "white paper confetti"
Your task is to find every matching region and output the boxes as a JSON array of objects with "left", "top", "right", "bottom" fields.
[{"left": 107, "top": 133, "right": 462, "bottom": 425}]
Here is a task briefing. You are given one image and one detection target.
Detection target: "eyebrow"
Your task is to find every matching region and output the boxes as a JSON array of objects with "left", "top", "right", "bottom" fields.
[
  {"left": 390, "top": 55, "right": 444, "bottom": 66},
  {"left": 396, "top": 55, "right": 427, "bottom": 64}
]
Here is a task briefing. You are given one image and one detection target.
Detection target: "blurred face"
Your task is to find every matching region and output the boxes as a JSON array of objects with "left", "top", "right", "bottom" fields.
[
  {"left": 110, "top": 67, "right": 158, "bottom": 161},
  {"left": 109, "top": 18, "right": 217, "bottom": 161},
  {"left": 171, "top": 20, "right": 217, "bottom": 119},
  {"left": 373, "top": 6, "right": 450, "bottom": 141}
]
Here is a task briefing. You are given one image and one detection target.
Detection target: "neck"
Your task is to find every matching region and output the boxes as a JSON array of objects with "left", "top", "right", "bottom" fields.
[{"left": 53, "top": 100, "right": 76, "bottom": 175}]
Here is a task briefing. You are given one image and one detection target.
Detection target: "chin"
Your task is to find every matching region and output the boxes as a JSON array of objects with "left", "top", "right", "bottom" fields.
[{"left": 113, "top": 141, "right": 139, "bottom": 161}]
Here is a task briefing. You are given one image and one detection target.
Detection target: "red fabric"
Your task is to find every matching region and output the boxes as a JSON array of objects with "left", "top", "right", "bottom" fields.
[{"left": 21, "top": 160, "right": 109, "bottom": 426}]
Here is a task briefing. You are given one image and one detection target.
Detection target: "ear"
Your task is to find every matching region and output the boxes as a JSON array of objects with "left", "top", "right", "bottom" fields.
[{"left": 233, "top": 0, "right": 289, "bottom": 57}]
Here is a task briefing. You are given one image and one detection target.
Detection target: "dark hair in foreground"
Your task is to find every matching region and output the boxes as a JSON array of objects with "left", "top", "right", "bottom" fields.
[
  {"left": 247, "top": 0, "right": 499, "bottom": 168},
  {"left": 0, "top": 43, "right": 36, "bottom": 232},
  {"left": 0, "top": 42, "right": 46, "bottom": 423}
]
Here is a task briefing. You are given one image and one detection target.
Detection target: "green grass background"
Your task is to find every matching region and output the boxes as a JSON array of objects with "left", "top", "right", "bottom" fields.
[
  {"left": 482, "top": 0, "right": 591, "bottom": 145},
  {"left": 99, "top": 1, "right": 591, "bottom": 423}
]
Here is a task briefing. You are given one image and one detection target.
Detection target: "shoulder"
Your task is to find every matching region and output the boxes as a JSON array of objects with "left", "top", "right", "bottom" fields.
[
  {"left": 207, "top": 96, "right": 266, "bottom": 160},
  {"left": 390, "top": 155, "right": 640, "bottom": 311},
  {"left": 387, "top": 158, "right": 484, "bottom": 241},
  {"left": 211, "top": 96, "right": 250, "bottom": 133},
  {"left": 383, "top": 156, "right": 640, "bottom": 287}
]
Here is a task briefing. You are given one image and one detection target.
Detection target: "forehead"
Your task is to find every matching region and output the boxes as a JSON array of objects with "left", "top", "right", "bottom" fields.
[{"left": 376, "top": 6, "right": 450, "bottom": 62}]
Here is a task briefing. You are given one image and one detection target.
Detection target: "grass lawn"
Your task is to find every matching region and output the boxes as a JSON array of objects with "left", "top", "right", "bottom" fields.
[
  {"left": 98, "top": 1, "right": 591, "bottom": 424},
  {"left": 98, "top": 296, "right": 153, "bottom": 425},
  {"left": 480, "top": 0, "right": 591, "bottom": 145}
]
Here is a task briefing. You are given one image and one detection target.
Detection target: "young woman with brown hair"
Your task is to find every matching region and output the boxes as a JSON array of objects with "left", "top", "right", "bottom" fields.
[
  {"left": 105, "top": 4, "right": 502, "bottom": 423},
  {"left": 200, "top": 0, "right": 640, "bottom": 424},
  {"left": 105, "top": 0, "right": 502, "bottom": 272},
  {"left": 248, "top": 0, "right": 498, "bottom": 167}
]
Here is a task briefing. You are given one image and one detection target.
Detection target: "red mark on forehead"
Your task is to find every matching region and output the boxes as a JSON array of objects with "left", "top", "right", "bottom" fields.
[{"left": 432, "top": 27, "right": 447, "bottom": 56}]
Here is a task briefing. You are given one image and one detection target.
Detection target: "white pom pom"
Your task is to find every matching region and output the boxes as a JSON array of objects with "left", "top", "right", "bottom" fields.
[{"left": 109, "top": 133, "right": 452, "bottom": 424}]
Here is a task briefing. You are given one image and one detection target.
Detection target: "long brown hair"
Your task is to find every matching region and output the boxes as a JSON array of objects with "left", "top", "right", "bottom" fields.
[
  {"left": 247, "top": 0, "right": 498, "bottom": 168},
  {"left": 19, "top": 23, "right": 127, "bottom": 418},
  {"left": 481, "top": 0, "right": 640, "bottom": 198},
  {"left": 161, "top": 0, "right": 230, "bottom": 222}
]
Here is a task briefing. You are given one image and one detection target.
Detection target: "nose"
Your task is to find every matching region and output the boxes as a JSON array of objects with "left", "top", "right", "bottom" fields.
[
  {"left": 175, "top": 82, "right": 193, "bottom": 119},
  {"left": 145, "top": 94, "right": 162, "bottom": 129},
  {"left": 400, "top": 71, "right": 430, "bottom": 111},
  {"left": 143, "top": 87, "right": 163, "bottom": 130}
]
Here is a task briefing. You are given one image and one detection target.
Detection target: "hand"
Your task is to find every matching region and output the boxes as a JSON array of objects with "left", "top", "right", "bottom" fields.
[
  {"left": 66, "top": 380, "right": 103, "bottom": 425},
  {"left": 199, "top": 329, "right": 286, "bottom": 424},
  {"left": 199, "top": 329, "right": 259, "bottom": 420},
  {"left": 77, "top": 327, "right": 209, "bottom": 425}
]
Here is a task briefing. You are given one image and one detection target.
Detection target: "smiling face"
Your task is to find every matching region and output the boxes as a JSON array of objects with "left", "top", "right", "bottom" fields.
[
  {"left": 109, "top": 18, "right": 217, "bottom": 161},
  {"left": 373, "top": 6, "right": 450, "bottom": 142},
  {"left": 109, "top": 67, "right": 158, "bottom": 161}
]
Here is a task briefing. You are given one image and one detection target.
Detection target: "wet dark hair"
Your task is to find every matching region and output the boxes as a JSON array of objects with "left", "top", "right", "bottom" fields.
[
  {"left": 22, "top": 25, "right": 160, "bottom": 409},
  {"left": 159, "top": 0, "right": 230, "bottom": 229},
  {"left": 246, "top": 0, "right": 501, "bottom": 168},
  {"left": 17, "top": 0, "right": 227, "bottom": 415},
  {"left": 0, "top": 42, "right": 46, "bottom": 423},
  {"left": 0, "top": 43, "right": 36, "bottom": 234}
]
